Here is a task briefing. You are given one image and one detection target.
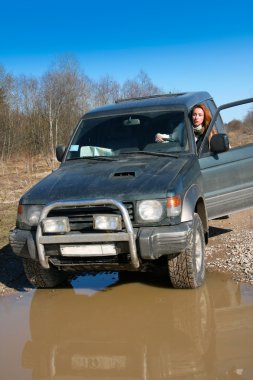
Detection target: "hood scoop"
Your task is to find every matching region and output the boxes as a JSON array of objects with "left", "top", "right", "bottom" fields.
[
  {"left": 111, "top": 164, "right": 146, "bottom": 179},
  {"left": 113, "top": 171, "right": 136, "bottom": 178}
]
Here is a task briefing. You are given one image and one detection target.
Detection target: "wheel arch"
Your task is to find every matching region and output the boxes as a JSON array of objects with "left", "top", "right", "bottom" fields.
[
  {"left": 181, "top": 185, "right": 208, "bottom": 240},
  {"left": 195, "top": 198, "right": 208, "bottom": 242}
]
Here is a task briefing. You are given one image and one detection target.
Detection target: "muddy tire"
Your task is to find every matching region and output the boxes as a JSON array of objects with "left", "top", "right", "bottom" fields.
[
  {"left": 23, "top": 258, "right": 68, "bottom": 288},
  {"left": 168, "top": 213, "right": 205, "bottom": 289}
]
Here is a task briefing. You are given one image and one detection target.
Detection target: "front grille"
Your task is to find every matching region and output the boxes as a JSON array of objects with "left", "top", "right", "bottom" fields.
[
  {"left": 49, "top": 254, "right": 133, "bottom": 271},
  {"left": 50, "top": 253, "right": 131, "bottom": 266},
  {"left": 48, "top": 202, "right": 134, "bottom": 232}
]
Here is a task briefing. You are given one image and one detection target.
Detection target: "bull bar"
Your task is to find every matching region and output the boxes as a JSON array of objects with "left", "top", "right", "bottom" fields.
[{"left": 36, "top": 198, "right": 140, "bottom": 270}]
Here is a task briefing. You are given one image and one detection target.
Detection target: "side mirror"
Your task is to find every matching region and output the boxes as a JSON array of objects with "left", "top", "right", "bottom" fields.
[
  {"left": 56, "top": 145, "right": 66, "bottom": 162},
  {"left": 210, "top": 134, "right": 230, "bottom": 154}
]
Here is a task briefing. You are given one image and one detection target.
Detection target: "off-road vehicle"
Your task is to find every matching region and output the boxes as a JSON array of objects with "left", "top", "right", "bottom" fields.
[{"left": 10, "top": 92, "right": 253, "bottom": 288}]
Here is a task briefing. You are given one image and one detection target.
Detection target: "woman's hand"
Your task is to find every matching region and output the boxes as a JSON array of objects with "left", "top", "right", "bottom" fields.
[{"left": 155, "top": 133, "right": 169, "bottom": 143}]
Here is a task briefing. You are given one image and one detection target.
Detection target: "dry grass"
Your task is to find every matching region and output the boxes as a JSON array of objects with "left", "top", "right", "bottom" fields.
[{"left": 227, "top": 124, "right": 253, "bottom": 147}]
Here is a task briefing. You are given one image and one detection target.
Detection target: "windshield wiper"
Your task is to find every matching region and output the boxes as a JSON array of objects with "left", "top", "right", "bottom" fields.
[
  {"left": 67, "top": 156, "right": 117, "bottom": 161},
  {"left": 119, "top": 151, "right": 179, "bottom": 158}
]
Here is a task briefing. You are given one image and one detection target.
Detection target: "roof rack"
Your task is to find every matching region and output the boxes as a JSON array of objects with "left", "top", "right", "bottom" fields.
[{"left": 115, "top": 93, "right": 186, "bottom": 103}]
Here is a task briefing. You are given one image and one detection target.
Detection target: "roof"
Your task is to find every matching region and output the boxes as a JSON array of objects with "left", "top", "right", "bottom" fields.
[{"left": 83, "top": 91, "right": 213, "bottom": 118}]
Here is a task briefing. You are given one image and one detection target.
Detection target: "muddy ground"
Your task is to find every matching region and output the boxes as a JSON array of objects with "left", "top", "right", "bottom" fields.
[{"left": 0, "top": 158, "right": 253, "bottom": 296}]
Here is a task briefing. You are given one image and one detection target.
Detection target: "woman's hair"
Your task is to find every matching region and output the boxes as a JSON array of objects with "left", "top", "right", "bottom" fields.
[{"left": 191, "top": 103, "right": 212, "bottom": 130}]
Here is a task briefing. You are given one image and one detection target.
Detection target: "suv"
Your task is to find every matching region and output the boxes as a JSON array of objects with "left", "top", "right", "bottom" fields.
[{"left": 10, "top": 92, "right": 253, "bottom": 289}]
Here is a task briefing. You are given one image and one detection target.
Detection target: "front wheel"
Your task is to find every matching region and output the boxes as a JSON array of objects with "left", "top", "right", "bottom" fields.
[
  {"left": 168, "top": 213, "right": 205, "bottom": 289},
  {"left": 23, "top": 258, "right": 68, "bottom": 288}
]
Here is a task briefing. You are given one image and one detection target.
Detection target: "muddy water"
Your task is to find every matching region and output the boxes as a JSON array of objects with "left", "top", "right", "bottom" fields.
[{"left": 1, "top": 272, "right": 253, "bottom": 380}]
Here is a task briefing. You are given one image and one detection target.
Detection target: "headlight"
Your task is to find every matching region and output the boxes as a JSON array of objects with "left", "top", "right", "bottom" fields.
[
  {"left": 137, "top": 200, "right": 164, "bottom": 222},
  {"left": 17, "top": 204, "right": 44, "bottom": 228}
]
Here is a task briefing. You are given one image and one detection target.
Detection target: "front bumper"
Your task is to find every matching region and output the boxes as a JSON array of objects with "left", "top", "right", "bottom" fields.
[{"left": 10, "top": 198, "right": 193, "bottom": 270}]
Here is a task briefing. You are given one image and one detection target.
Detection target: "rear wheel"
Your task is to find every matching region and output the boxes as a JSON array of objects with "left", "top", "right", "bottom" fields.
[
  {"left": 23, "top": 258, "right": 68, "bottom": 288},
  {"left": 168, "top": 213, "right": 205, "bottom": 289}
]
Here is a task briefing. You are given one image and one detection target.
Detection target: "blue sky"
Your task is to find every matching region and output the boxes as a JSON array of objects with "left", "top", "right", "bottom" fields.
[{"left": 1, "top": 0, "right": 253, "bottom": 122}]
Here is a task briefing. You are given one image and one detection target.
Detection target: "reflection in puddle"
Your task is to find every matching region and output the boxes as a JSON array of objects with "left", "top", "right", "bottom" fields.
[
  {"left": 0, "top": 272, "right": 253, "bottom": 379},
  {"left": 72, "top": 272, "right": 119, "bottom": 296}
]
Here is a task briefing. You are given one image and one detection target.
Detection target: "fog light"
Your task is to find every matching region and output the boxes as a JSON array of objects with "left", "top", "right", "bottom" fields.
[
  {"left": 42, "top": 217, "right": 70, "bottom": 234},
  {"left": 93, "top": 215, "right": 122, "bottom": 230}
]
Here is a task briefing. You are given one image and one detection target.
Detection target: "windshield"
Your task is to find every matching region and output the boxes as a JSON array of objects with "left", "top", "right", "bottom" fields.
[{"left": 66, "top": 110, "right": 189, "bottom": 160}]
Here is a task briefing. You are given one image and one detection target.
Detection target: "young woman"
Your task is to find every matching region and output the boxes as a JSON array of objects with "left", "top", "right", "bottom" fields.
[
  {"left": 191, "top": 103, "right": 216, "bottom": 152},
  {"left": 156, "top": 103, "right": 216, "bottom": 152}
]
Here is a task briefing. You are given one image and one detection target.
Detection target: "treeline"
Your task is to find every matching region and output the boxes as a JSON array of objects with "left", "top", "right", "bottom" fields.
[
  {"left": 0, "top": 56, "right": 162, "bottom": 162},
  {"left": 0, "top": 55, "right": 252, "bottom": 162},
  {"left": 226, "top": 112, "right": 253, "bottom": 147}
]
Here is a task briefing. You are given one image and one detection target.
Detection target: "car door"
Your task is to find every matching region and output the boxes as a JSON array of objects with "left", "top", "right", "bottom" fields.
[{"left": 199, "top": 98, "right": 253, "bottom": 220}]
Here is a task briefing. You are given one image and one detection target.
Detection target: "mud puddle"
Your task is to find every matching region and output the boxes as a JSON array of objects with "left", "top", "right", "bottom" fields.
[{"left": 1, "top": 272, "right": 253, "bottom": 380}]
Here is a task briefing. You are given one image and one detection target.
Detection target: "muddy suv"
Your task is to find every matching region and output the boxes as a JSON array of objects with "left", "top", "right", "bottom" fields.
[{"left": 10, "top": 92, "right": 253, "bottom": 289}]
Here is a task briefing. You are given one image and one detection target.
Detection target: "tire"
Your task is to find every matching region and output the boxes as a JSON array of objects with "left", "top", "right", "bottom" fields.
[
  {"left": 168, "top": 213, "right": 205, "bottom": 289},
  {"left": 23, "top": 258, "right": 68, "bottom": 288}
]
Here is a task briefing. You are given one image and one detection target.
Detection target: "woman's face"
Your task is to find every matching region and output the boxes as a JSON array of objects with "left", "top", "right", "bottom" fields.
[{"left": 192, "top": 107, "right": 204, "bottom": 127}]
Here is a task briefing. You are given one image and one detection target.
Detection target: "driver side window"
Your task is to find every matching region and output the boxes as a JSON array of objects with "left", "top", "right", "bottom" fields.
[{"left": 206, "top": 99, "right": 225, "bottom": 133}]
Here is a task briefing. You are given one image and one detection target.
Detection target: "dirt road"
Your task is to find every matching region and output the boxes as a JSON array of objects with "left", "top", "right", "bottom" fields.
[{"left": 206, "top": 209, "right": 253, "bottom": 284}]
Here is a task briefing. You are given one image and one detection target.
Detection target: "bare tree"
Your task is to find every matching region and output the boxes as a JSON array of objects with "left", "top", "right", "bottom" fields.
[
  {"left": 39, "top": 55, "right": 93, "bottom": 157},
  {"left": 92, "top": 75, "right": 120, "bottom": 107},
  {"left": 0, "top": 86, "right": 7, "bottom": 160},
  {"left": 243, "top": 110, "right": 253, "bottom": 132},
  {"left": 121, "top": 70, "right": 163, "bottom": 99},
  {"left": 12, "top": 75, "right": 43, "bottom": 157},
  {"left": 0, "top": 65, "right": 16, "bottom": 160}
]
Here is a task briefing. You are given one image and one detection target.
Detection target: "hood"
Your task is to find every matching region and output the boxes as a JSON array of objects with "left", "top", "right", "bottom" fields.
[{"left": 21, "top": 155, "right": 191, "bottom": 204}]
